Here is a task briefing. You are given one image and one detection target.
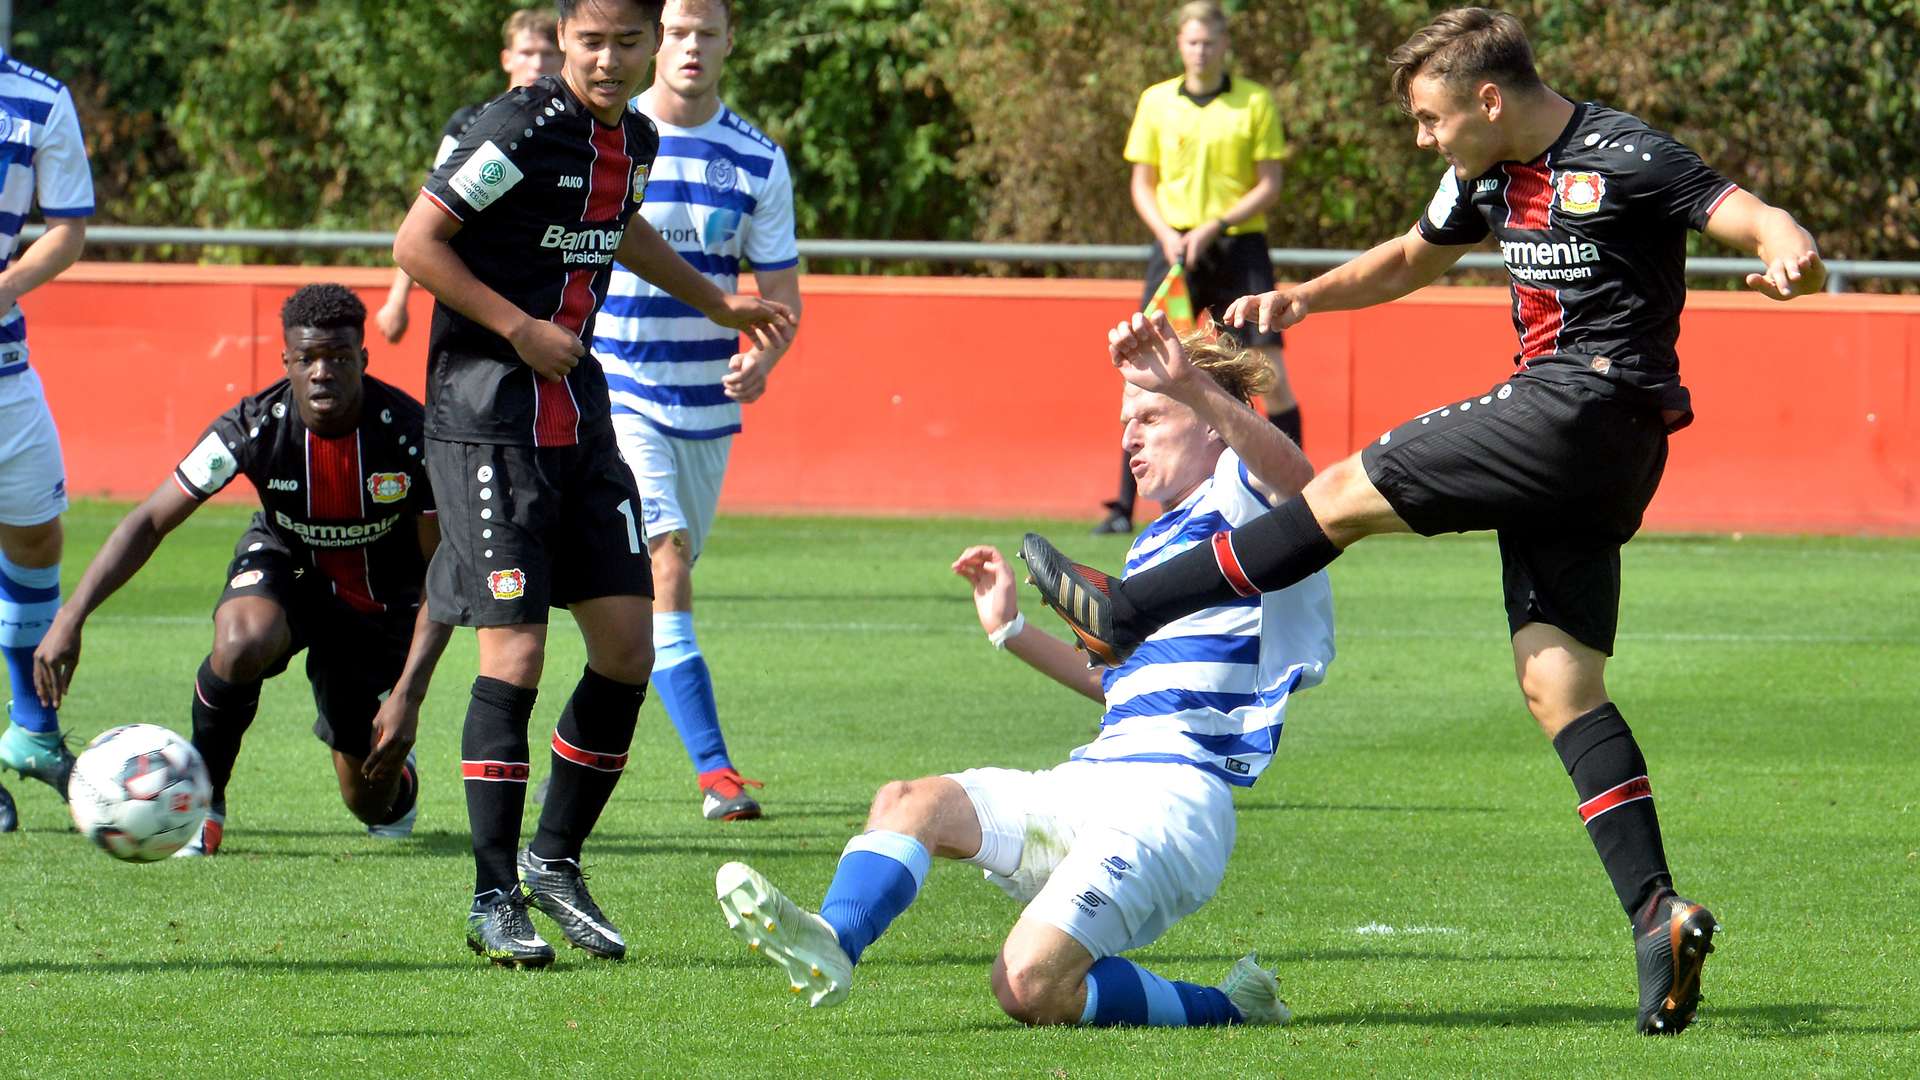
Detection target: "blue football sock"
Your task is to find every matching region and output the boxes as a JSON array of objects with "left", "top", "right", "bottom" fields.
[
  {"left": 817, "top": 830, "right": 930, "bottom": 964},
  {"left": 652, "top": 611, "right": 731, "bottom": 775},
  {"left": 0, "top": 554, "right": 60, "bottom": 734},
  {"left": 1080, "top": 956, "right": 1243, "bottom": 1027}
]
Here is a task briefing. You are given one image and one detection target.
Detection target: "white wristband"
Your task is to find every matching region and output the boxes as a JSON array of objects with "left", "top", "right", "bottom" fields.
[{"left": 987, "top": 612, "right": 1026, "bottom": 650}]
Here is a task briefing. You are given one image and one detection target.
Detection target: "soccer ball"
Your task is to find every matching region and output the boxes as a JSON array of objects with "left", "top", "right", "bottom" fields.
[{"left": 68, "top": 724, "right": 212, "bottom": 862}]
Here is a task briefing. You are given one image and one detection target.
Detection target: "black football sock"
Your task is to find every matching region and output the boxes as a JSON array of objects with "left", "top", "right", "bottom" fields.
[
  {"left": 190, "top": 656, "right": 261, "bottom": 814},
  {"left": 374, "top": 756, "right": 419, "bottom": 826},
  {"left": 461, "top": 676, "right": 538, "bottom": 897},
  {"left": 1552, "top": 703, "right": 1674, "bottom": 924},
  {"left": 1110, "top": 448, "right": 1137, "bottom": 519},
  {"left": 1112, "top": 494, "right": 1342, "bottom": 641},
  {"left": 1267, "top": 406, "right": 1302, "bottom": 446},
  {"left": 529, "top": 667, "right": 645, "bottom": 864}
]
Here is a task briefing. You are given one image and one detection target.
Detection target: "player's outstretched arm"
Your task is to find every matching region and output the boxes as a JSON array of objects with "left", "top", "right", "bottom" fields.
[
  {"left": 1108, "top": 311, "right": 1313, "bottom": 500},
  {"left": 614, "top": 219, "right": 795, "bottom": 351},
  {"left": 393, "top": 195, "right": 584, "bottom": 381},
  {"left": 1225, "top": 226, "right": 1470, "bottom": 335},
  {"left": 364, "top": 516, "right": 450, "bottom": 782},
  {"left": 32, "top": 479, "right": 199, "bottom": 708},
  {"left": 952, "top": 546, "right": 1104, "bottom": 700},
  {"left": 1703, "top": 189, "right": 1826, "bottom": 300},
  {"left": 723, "top": 268, "right": 803, "bottom": 404}
]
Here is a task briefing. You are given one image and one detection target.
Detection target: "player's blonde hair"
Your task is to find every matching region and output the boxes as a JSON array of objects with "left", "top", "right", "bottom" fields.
[
  {"left": 1174, "top": 1, "right": 1228, "bottom": 33},
  {"left": 504, "top": 7, "right": 558, "bottom": 47},
  {"left": 1184, "top": 329, "right": 1275, "bottom": 405}
]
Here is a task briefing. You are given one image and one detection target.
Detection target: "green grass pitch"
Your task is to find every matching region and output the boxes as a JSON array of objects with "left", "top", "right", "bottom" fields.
[{"left": 2, "top": 501, "right": 1917, "bottom": 1076}]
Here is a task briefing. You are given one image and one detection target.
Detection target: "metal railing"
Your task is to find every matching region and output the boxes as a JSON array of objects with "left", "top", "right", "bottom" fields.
[{"left": 27, "top": 225, "right": 1920, "bottom": 291}]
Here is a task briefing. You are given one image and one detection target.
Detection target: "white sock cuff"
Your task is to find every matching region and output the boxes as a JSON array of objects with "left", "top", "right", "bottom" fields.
[
  {"left": 0, "top": 552, "right": 58, "bottom": 589},
  {"left": 1080, "top": 975, "right": 1100, "bottom": 1024},
  {"left": 842, "top": 829, "right": 932, "bottom": 889},
  {"left": 652, "top": 610, "right": 695, "bottom": 648}
]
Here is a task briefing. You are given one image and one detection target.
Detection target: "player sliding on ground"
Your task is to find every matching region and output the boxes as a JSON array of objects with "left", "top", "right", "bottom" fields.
[
  {"left": 1021, "top": 6, "right": 1828, "bottom": 1036},
  {"left": 34, "top": 285, "right": 436, "bottom": 853},
  {"left": 717, "top": 326, "right": 1332, "bottom": 1027}
]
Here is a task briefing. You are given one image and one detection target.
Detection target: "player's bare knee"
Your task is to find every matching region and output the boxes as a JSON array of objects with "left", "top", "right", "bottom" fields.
[
  {"left": 209, "top": 626, "right": 287, "bottom": 683},
  {"left": 994, "top": 952, "right": 1081, "bottom": 1026}
]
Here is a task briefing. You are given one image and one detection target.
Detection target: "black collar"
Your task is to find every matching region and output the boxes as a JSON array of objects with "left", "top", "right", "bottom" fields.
[{"left": 1178, "top": 73, "right": 1232, "bottom": 107}]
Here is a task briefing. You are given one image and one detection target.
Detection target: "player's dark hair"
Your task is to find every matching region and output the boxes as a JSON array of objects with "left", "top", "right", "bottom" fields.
[
  {"left": 1389, "top": 7, "right": 1544, "bottom": 112},
  {"left": 555, "top": 0, "right": 666, "bottom": 23},
  {"left": 280, "top": 283, "right": 366, "bottom": 334}
]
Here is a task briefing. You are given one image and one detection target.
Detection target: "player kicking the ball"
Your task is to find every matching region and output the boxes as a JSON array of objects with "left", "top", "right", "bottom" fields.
[
  {"left": 717, "top": 322, "right": 1331, "bottom": 1027},
  {"left": 34, "top": 285, "right": 436, "bottom": 853},
  {"left": 1019, "top": 7, "right": 1827, "bottom": 1035}
]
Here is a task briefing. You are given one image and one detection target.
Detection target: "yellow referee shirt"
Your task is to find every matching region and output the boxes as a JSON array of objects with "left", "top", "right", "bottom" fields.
[{"left": 1124, "top": 74, "right": 1286, "bottom": 235}]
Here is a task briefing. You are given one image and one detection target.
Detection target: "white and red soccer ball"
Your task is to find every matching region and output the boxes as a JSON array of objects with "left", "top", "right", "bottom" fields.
[{"left": 68, "top": 724, "right": 212, "bottom": 862}]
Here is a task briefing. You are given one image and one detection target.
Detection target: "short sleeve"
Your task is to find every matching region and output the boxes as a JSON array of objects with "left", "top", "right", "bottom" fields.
[
  {"left": 171, "top": 407, "right": 252, "bottom": 501},
  {"left": 1632, "top": 132, "right": 1740, "bottom": 231},
  {"left": 744, "top": 147, "right": 799, "bottom": 271},
  {"left": 1415, "top": 167, "right": 1490, "bottom": 246},
  {"left": 1250, "top": 88, "right": 1286, "bottom": 163},
  {"left": 1123, "top": 88, "right": 1160, "bottom": 166},
  {"left": 35, "top": 89, "right": 94, "bottom": 217},
  {"left": 1212, "top": 449, "right": 1278, "bottom": 524},
  {"left": 421, "top": 95, "right": 537, "bottom": 222}
]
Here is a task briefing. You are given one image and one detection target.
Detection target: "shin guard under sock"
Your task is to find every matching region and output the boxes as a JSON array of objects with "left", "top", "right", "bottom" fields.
[
  {"left": 529, "top": 667, "right": 645, "bottom": 863},
  {"left": 461, "top": 676, "right": 538, "bottom": 896},
  {"left": 817, "top": 831, "right": 930, "bottom": 964},
  {"left": 1113, "top": 494, "right": 1341, "bottom": 640},
  {"left": 190, "top": 657, "right": 262, "bottom": 812},
  {"left": 1553, "top": 702, "right": 1674, "bottom": 921},
  {"left": 1080, "top": 956, "right": 1242, "bottom": 1027}
]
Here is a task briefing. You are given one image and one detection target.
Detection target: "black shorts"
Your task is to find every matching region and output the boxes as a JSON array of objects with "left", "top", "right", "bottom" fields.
[
  {"left": 424, "top": 433, "right": 654, "bottom": 627},
  {"left": 1143, "top": 231, "right": 1282, "bottom": 348},
  {"left": 1358, "top": 359, "right": 1670, "bottom": 654},
  {"left": 219, "top": 522, "right": 416, "bottom": 759}
]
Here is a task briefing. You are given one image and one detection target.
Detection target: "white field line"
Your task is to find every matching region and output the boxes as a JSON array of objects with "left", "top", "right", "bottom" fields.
[
  {"left": 87, "top": 613, "right": 1915, "bottom": 645},
  {"left": 1353, "top": 923, "right": 1461, "bottom": 936}
]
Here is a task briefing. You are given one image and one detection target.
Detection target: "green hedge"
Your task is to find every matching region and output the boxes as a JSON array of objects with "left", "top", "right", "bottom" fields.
[{"left": 15, "top": 2, "right": 1918, "bottom": 281}]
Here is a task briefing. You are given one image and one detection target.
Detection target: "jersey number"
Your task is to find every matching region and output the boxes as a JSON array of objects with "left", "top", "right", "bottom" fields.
[{"left": 616, "top": 499, "right": 641, "bottom": 554}]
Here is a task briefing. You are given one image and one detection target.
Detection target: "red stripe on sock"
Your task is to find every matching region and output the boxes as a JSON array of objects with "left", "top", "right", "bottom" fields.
[
  {"left": 1577, "top": 775, "right": 1652, "bottom": 823},
  {"left": 1211, "top": 531, "right": 1258, "bottom": 597},
  {"left": 461, "top": 760, "right": 531, "bottom": 783},
  {"left": 551, "top": 732, "right": 628, "bottom": 773}
]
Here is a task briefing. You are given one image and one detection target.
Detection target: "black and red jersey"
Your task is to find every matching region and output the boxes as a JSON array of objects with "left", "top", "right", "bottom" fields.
[
  {"left": 171, "top": 377, "right": 435, "bottom": 615},
  {"left": 1417, "top": 102, "right": 1738, "bottom": 421},
  {"left": 420, "top": 74, "right": 660, "bottom": 448}
]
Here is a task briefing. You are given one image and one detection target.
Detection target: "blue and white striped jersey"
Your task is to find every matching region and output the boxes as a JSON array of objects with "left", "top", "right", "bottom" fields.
[
  {"left": 0, "top": 51, "right": 93, "bottom": 396},
  {"left": 1074, "top": 449, "right": 1336, "bottom": 787},
  {"left": 590, "top": 102, "right": 798, "bottom": 440}
]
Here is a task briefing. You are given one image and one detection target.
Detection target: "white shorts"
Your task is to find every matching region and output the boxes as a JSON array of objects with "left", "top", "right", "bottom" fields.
[
  {"left": 612, "top": 411, "right": 732, "bottom": 560},
  {"left": 947, "top": 759, "right": 1235, "bottom": 960},
  {"left": 0, "top": 372, "right": 68, "bottom": 526}
]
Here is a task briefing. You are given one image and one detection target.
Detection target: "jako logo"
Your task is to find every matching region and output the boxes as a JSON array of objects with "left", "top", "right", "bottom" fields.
[{"left": 267, "top": 478, "right": 299, "bottom": 492}]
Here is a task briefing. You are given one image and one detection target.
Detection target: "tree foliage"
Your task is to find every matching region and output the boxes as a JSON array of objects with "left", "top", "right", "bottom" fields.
[{"left": 12, "top": 1, "right": 1919, "bottom": 279}]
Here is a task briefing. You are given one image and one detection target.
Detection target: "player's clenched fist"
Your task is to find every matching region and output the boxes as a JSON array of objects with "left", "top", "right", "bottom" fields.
[{"left": 507, "top": 318, "right": 585, "bottom": 382}]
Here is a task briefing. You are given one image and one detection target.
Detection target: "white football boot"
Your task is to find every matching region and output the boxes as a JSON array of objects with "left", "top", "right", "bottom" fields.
[
  {"left": 716, "top": 861, "right": 854, "bottom": 1008},
  {"left": 1218, "top": 952, "right": 1292, "bottom": 1025}
]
